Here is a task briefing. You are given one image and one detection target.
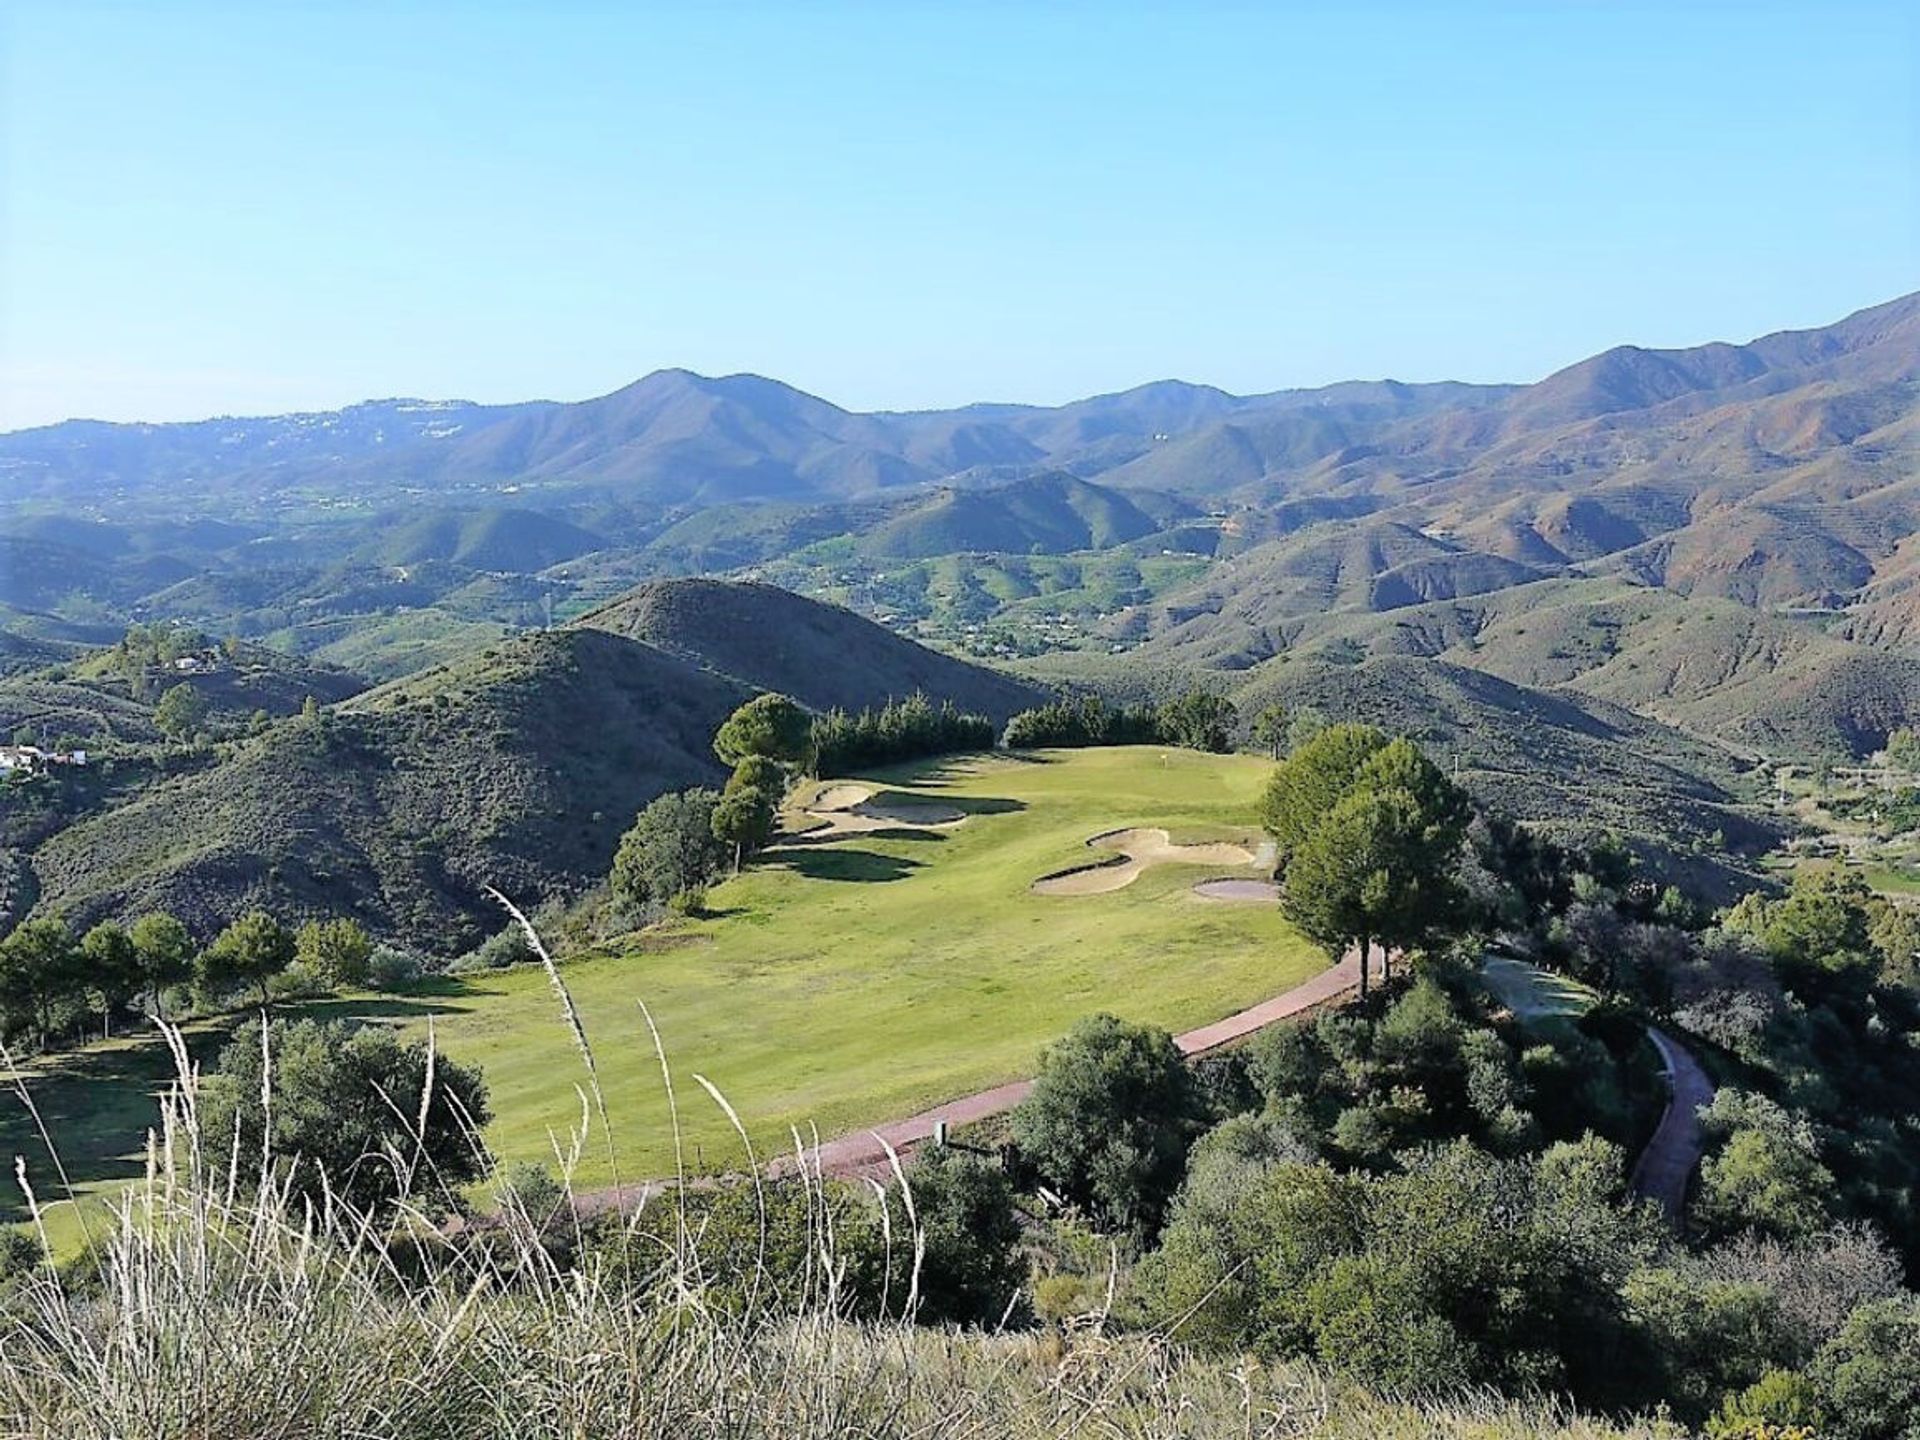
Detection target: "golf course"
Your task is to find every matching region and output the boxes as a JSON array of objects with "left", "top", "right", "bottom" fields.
[{"left": 4, "top": 745, "right": 1324, "bottom": 1237}]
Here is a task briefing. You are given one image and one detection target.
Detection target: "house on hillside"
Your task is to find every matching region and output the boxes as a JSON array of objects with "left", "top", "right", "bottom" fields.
[
  {"left": 0, "top": 746, "right": 88, "bottom": 776},
  {"left": 167, "top": 649, "right": 224, "bottom": 676}
]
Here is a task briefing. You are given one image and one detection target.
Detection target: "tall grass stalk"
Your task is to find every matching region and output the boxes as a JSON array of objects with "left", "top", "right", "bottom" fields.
[{"left": 0, "top": 915, "right": 1676, "bottom": 1440}]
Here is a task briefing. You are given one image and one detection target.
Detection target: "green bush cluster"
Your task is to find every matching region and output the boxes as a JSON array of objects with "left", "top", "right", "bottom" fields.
[
  {"left": 0, "top": 908, "right": 379, "bottom": 1051},
  {"left": 811, "top": 691, "right": 996, "bottom": 774}
]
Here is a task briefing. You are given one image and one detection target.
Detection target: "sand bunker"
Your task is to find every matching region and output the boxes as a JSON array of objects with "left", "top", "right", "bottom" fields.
[
  {"left": 1032, "top": 828, "right": 1257, "bottom": 897},
  {"left": 1192, "top": 878, "right": 1280, "bottom": 904},
  {"left": 812, "top": 784, "right": 873, "bottom": 812},
  {"left": 789, "top": 785, "right": 968, "bottom": 839}
]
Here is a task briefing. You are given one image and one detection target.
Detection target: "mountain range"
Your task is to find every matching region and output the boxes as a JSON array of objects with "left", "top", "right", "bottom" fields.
[{"left": 1, "top": 293, "right": 1916, "bottom": 938}]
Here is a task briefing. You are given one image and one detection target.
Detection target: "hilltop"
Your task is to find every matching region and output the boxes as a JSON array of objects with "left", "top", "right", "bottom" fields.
[{"left": 20, "top": 580, "right": 1044, "bottom": 943}]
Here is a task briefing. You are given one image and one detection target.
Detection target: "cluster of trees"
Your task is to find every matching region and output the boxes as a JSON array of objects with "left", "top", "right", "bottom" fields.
[
  {"left": 811, "top": 693, "right": 995, "bottom": 775},
  {"left": 1001, "top": 689, "right": 1238, "bottom": 752},
  {"left": 0, "top": 909, "right": 376, "bottom": 1051},
  {"left": 612, "top": 693, "right": 815, "bottom": 914},
  {"left": 996, "top": 963, "right": 1920, "bottom": 1430},
  {"left": 1264, "top": 724, "right": 1473, "bottom": 997}
]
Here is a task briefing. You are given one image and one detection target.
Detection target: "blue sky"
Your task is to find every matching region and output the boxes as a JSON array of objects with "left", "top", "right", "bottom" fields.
[{"left": 2, "top": 2, "right": 1914, "bottom": 429}]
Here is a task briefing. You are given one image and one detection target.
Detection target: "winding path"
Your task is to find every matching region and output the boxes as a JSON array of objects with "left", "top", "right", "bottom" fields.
[{"left": 1628, "top": 1025, "right": 1715, "bottom": 1220}]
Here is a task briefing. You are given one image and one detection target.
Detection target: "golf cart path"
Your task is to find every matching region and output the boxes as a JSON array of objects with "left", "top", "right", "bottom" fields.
[
  {"left": 1628, "top": 1025, "right": 1715, "bottom": 1219},
  {"left": 770, "top": 944, "right": 1381, "bottom": 1181}
]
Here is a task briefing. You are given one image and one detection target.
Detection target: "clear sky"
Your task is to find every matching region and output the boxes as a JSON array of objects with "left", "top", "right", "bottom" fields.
[{"left": 2, "top": 2, "right": 1914, "bottom": 430}]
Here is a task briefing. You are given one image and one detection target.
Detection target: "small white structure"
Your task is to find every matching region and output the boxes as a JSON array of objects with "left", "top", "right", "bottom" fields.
[{"left": 0, "top": 745, "right": 88, "bottom": 775}]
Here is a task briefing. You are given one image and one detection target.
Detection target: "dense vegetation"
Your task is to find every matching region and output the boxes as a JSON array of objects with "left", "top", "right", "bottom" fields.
[
  {"left": 811, "top": 691, "right": 997, "bottom": 773},
  {"left": 3, "top": 678, "right": 1920, "bottom": 1434},
  {"left": 0, "top": 906, "right": 389, "bottom": 1052}
]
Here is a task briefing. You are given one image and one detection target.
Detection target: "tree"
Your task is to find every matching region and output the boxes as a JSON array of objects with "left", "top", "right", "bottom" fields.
[
  {"left": 1259, "top": 723, "right": 1389, "bottom": 857},
  {"left": 1282, "top": 785, "right": 1459, "bottom": 998},
  {"left": 129, "top": 912, "right": 197, "bottom": 1019},
  {"left": 1355, "top": 737, "right": 1472, "bottom": 848},
  {"left": 610, "top": 789, "right": 728, "bottom": 911},
  {"left": 889, "top": 1147, "right": 1028, "bottom": 1327},
  {"left": 1695, "top": 1091, "right": 1836, "bottom": 1242},
  {"left": 1156, "top": 689, "right": 1238, "bottom": 753},
  {"left": 1883, "top": 726, "right": 1920, "bottom": 775},
  {"left": 197, "top": 911, "right": 296, "bottom": 1008},
  {"left": 1011, "top": 1013, "right": 1204, "bottom": 1239},
  {"left": 1272, "top": 734, "right": 1470, "bottom": 994},
  {"left": 713, "top": 693, "right": 813, "bottom": 768},
  {"left": 1252, "top": 703, "right": 1289, "bottom": 760},
  {"left": 1808, "top": 1294, "right": 1920, "bottom": 1440},
  {"left": 153, "top": 682, "right": 208, "bottom": 742},
  {"left": 200, "top": 1017, "right": 492, "bottom": 1215},
  {"left": 79, "top": 921, "right": 141, "bottom": 1039},
  {"left": 712, "top": 760, "right": 781, "bottom": 872},
  {"left": 295, "top": 917, "right": 374, "bottom": 989},
  {"left": 0, "top": 918, "right": 80, "bottom": 1044}
]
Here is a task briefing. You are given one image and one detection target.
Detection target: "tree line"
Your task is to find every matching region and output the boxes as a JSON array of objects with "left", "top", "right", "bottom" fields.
[
  {"left": 0, "top": 909, "right": 379, "bottom": 1053},
  {"left": 812, "top": 693, "right": 997, "bottom": 774},
  {"left": 999, "top": 689, "right": 1243, "bottom": 753}
]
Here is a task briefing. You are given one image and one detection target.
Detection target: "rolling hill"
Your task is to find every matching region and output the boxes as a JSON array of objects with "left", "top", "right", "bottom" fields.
[{"left": 22, "top": 580, "right": 1045, "bottom": 944}]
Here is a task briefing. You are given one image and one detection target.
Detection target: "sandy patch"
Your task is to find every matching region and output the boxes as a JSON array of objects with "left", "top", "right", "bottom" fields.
[
  {"left": 812, "top": 784, "right": 873, "bottom": 812},
  {"left": 785, "top": 787, "right": 969, "bottom": 840},
  {"left": 1033, "top": 827, "right": 1257, "bottom": 896},
  {"left": 855, "top": 797, "right": 965, "bottom": 826},
  {"left": 1192, "top": 878, "right": 1280, "bottom": 904}
]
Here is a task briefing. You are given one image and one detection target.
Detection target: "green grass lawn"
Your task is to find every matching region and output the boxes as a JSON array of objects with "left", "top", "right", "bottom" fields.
[
  {"left": 1479, "top": 954, "right": 1596, "bottom": 1022},
  {"left": 5, "top": 745, "right": 1322, "bottom": 1240}
]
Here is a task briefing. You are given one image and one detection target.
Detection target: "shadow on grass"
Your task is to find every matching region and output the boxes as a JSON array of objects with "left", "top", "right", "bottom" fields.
[
  {"left": 0, "top": 1027, "right": 230, "bottom": 1224},
  {"left": 0, "top": 985, "right": 480, "bottom": 1226},
  {"left": 770, "top": 848, "right": 924, "bottom": 883}
]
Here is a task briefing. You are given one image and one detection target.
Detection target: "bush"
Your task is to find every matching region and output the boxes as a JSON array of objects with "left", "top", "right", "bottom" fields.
[
  {"left": 452, "top": 926, "right": 534, "bottom": 974},
  {"left": 200, "top": 1017, "right": 492, "bottom": 1216},
  {"left": 1808, "top": 1294, "right": 1920, "bottom": 1440},
  {"left": 366, "top": 945, "right": 425, "bottom": 991},
  {"left": 886, "top": 1148, "right": 1028, "bottom": 1328},
  {"left": 1011, "top": 1014, "right": 1204, "bottom": 1239},
  {"left": 610, "top": 789, "right": 727, "bottom": 912}
]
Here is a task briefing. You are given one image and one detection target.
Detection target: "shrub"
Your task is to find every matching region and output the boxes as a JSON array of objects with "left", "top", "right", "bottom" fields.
[
  {"left": 1808, "top": 1294, "right": 1920, "bottom": 1440},
  {"left": 453, "top": 925, "right": 534, "bottom": 973},
  {"left": 610, "top": 789, "right": 727, "bottom": 912},
  {"left": 367, "top": 945, "right": 425, "bottom": 990},
  {"left": 886, "top": 1148, "right": 1028, "bottom": 1328},
  {"left": 200, "top": 1017, "right": 492, "bottom": 1216},
  {"left": 1011, "top": 1014, "right": 1204, "bottom": 1240}
]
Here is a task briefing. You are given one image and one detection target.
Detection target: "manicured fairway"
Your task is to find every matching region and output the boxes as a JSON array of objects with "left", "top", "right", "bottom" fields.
[
  {"left": 393, "top": 746, "right": 1322, "bottom": 1184},
  {"left": 4, "top": 745, "right": 1323, "bottom": 1234}
]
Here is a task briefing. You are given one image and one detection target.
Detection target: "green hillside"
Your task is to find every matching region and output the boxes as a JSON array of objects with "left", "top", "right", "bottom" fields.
[
  {"left": 22, "top": 580, "right": 1044, "bottom": 943},
  {"left": 856, "top": 473, "right": 1173, "bottom": 558}
]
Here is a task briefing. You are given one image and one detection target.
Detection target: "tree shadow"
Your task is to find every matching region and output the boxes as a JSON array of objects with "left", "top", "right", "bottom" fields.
[
  {"left": 0, "top": 1028, "right": 229, "bottom": 1223},
  {"left": 298, "top": 990, "right": 477, "bottom": 1025},
  {"left": 771, "top": 848, "right": 924, "bottom": 883},
  {"left": 947, "top": 794, "right": 1026, "bottom": 816}
]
